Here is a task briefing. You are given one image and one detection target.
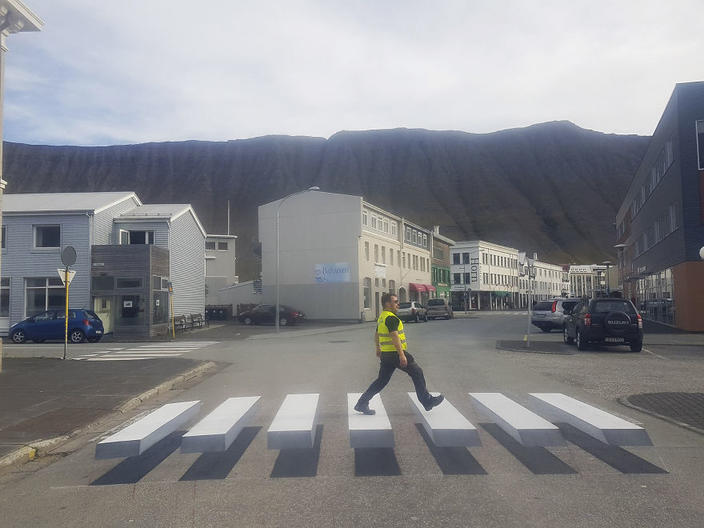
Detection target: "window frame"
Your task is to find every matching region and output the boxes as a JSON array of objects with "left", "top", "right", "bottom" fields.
[{"left": 33, "top": 224, "right": 61, "bottom": 249}]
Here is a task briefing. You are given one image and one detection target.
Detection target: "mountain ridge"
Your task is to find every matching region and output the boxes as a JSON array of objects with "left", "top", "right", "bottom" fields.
[{"left": 2, "top": 121, "right": 649, "bottom": 280}]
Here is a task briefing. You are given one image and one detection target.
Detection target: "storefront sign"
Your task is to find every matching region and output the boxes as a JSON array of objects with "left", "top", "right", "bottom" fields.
[
  {"left": 470, "top": 257, "right": 479, "bottom": 284},
  {"left": 314, "top": 263, "right": 351, "bottom": 283}
]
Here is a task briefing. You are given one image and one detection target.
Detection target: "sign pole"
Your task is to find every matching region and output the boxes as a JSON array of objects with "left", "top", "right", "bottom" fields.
[{"left": 63, "top": 265, "right": 69, "bottom": 360}]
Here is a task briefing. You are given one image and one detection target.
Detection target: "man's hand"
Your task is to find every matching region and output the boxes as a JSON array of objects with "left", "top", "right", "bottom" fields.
[
  {"left": 398, "top": 354, "right": 408, "bottom": 368},
  {"left": 376, "top": 348, "right": 381, "bottom": 358}
]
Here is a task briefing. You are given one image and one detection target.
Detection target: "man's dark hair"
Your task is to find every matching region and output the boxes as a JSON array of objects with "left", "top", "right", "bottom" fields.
[{"left": 381, "top": 292, "right": 396, "bottom": 308}]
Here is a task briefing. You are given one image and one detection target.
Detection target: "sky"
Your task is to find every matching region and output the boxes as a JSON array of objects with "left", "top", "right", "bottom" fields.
[{"left": 3, "top": 0, "right": 702, "bottom": 146}]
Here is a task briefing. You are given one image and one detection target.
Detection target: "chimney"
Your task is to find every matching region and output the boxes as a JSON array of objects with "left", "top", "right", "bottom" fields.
[{"left": 433, "top": 225, "right": 440, "bottom": 235}]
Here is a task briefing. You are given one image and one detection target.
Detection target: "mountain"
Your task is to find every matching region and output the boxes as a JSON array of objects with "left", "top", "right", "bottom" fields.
[{"left": 2, "top": 121, "right": 649, "bottom": 280}]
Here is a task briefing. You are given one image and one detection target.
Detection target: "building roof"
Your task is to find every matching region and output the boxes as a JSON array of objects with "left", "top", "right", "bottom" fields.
[
  {"left": 3, "top": 192, "right": 140, "bottom": 215},
  {"left": 5, "top": 0, "right": 44, "bottom": 32},
  {"left": 119, "top": 204, "right": 207, "bottom": 237},
  {"left": 206, "top": 233, "right": 238, "bottom": 239}
]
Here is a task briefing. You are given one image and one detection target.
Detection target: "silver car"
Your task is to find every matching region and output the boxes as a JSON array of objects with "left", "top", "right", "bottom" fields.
[
  {"left": 396, "top": 301, "right": 428, "bottom": 323},
  {"left": 426, "top": 298, "right": 453, "bottom": 320},
  {"left": 531, "top": 298, "right": 580, "bottom": 332}
]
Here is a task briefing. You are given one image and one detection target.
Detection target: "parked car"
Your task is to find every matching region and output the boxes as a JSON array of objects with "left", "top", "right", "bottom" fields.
[
  {"left": 237, "top": 304, "right": 305, "bottom": 326},
  {"left": 531, "top": 298, "right": 580, "bottom": 332},
  {"left": 426, "top": 298, "right": 453, "bottom": 320},
  {"left": 563, "top": 298, "right": 643, "bottom": 352},
  {"left": 396, "top": 301, "right": 428, "bottom": 322},
  {"left": 9, "top": 309, "right": 105, "bottom": 344}
]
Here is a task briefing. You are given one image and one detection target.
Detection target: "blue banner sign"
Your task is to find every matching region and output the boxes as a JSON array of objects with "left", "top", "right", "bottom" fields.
[{"left": 314, "top": 263, "right": 351, "bottom": 283}]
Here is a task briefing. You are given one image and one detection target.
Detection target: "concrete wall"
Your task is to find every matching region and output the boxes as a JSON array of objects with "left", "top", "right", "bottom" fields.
[{"left": 259, "top": 191, "right": 362, "bottom": 320}]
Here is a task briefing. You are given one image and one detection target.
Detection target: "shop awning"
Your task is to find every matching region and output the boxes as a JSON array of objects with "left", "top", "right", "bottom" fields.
[
  {"left": 409, "top": 283, "right": 427, "bottom": 292},
  {"left": 426, "top": 284, "right": 437, "bottom": 292}
]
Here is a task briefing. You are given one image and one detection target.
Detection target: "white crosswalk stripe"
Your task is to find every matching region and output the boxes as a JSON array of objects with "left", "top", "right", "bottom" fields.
[{"left": 72, "top": 341, "right": 218, "bottom": 361}]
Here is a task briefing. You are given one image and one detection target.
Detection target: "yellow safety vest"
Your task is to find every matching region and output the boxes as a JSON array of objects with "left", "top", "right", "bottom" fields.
[{"left": 377, "top": 310, "right": 407, "bottom": 353}]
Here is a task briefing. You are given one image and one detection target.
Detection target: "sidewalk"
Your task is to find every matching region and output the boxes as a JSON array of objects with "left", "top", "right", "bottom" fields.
[{"left": 0, "top": 357, "right": 218, "bottom": 468}]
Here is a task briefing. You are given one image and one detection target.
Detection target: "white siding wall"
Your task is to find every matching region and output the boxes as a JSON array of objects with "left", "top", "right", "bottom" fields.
[
  {"left": 2, "top": 213, "right": 91, "bottom": 324},
  {"left": 93, "top": 197, "right": 141, "bottom": 244},
  {"left": 169, "top": 212, "right": 206, "bottom": 316}
]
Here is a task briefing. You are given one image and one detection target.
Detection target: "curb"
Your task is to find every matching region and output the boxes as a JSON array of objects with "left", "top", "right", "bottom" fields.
[
  {"left": 618, "top": 396, "right": 704, "bottom": 436},
  {"left": 0, "top": 361, "right": 219, "bottom": 469},
  {"left": 247, "top": 323, "right": 375, "bottom": 340}
]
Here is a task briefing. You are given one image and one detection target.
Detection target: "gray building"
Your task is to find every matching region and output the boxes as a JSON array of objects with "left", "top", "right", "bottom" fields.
[
  {"left": 1, "top": 192, "right": 206, "bottom": 338},
  {"left": 205, "top": 233, "right": 238, "bottom": 307}
]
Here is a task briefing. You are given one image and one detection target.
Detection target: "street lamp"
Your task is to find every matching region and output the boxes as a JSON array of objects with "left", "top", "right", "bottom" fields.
[
  {"left": 275, "top": 186, "right": 320, "bottom": 333},
  {"left": 602, "top": 260, "right": 612, "bottom": 296}
]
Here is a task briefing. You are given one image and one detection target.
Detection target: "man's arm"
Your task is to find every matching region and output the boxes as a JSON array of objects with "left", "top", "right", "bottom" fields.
[{"left": 390, "top": 331, "right": 407, "bottom": 367}]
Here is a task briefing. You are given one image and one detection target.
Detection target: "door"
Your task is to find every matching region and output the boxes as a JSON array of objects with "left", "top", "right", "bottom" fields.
[{"left": 93, "top": 297, "right": 113, "bottom": 334}]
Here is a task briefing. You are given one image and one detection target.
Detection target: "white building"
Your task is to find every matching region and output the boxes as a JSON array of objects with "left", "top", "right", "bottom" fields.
[
  {"left": 258, "top": 191, "right": 432, "bottom": 321},
  {"left": 205, "top": 233, "right": 238, "bottom": 306},
  {"left": 532, "top": 260, "right": 569, "bottom": 301},
  {"left": 568, "top": 264, "right": 618, "bottom": 298}
]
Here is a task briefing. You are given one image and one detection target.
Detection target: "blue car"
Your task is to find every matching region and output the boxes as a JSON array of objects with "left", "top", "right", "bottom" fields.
[{"left": 9, "top": 309, "right": 104, "bottom": 344}]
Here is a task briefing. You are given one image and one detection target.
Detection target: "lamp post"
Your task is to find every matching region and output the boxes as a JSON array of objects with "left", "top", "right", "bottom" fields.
[
  {"left": 602, "top": 260, "right": 612, "bottom": 296},
  {"left": 275, "top": 186, "right": 320, "bottom": 333}
]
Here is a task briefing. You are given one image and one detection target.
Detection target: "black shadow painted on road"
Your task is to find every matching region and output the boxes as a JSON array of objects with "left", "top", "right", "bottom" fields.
[
  {"left": 557, "top": 423, "right": 668, "bottom": 474},
  {"left": 354, "top": 447, "right": 402, "bottom": 477},
  {"left": 270, "top": 424, "right": 323, "bottom": 478},
  {"left": 180, "top": 426, "right": 261, "bottom": 481},
  {"left": 480, "top": 423, "right": 577, "bottom": 475},
  {"left": 415, "top": 423, "right": 486, "bottom": 475},
  {"left": 91, "top": 431, "right": 184, "bottom": 486}
]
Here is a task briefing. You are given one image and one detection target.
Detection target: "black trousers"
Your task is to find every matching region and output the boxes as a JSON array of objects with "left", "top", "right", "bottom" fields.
[{"left": 358, "top": 351, "right": 432, "bottom": 406}]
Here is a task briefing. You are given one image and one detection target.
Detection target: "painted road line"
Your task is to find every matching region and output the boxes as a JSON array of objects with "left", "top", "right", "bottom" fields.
[
  {"left": 348, "top": 393, "right": 394, "bottom": 448},
  {"left": 95, "top": 400, "right": 201, "bottom": 458},
  {"left": 410, "top": 392, "right": 481, "bottom": 447},
  {"left": 182, "top": 396, "right": 260, "bottom": 453},
  {"left": 530, "top": 393, "right": 652, "bottom": 446},
  {"left": 469, "top": 393, "right": 564, "bottom": 447},
  {"left": 267, "top": 393, "right": 320, "bottom": 450}
]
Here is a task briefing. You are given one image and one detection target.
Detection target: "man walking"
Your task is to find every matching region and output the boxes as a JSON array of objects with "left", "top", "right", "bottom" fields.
[{"left": 354, "top": 293, "right": 444, "bottom": 415}]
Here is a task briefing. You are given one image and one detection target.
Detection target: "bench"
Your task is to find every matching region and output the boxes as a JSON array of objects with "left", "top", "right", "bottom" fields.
[
  {"left": 409, "top": 393, "right": 481, "bottom": 447},
  {"left": 267, "top": 393, "right": 320, "bottom": 449},
  {"left": 190, "top": 313, "right": 204, "bottom": 328},
  {"left": 469, "top": 393, "right": 564, "bottom": 447},
  {"left": 95, "top": 400, "right": 201, "bottom": 459},
  {"left": 347, "top": 393, "right": 394, "bottom": 448},
  {"left": 529, "top": 393, "right": 652, "bottom": 446},
  {"left": 181, "top": 396, "right": 260, "bottom": 453}
]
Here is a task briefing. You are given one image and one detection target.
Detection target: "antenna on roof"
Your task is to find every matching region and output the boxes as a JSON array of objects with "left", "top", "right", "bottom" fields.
[{"left": 227, "top": 200, "right": 231, "bottom": 235}]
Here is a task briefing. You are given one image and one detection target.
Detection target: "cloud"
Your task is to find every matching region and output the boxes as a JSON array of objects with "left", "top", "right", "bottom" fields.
[{"left": 3, "top": 0, "right": 703, "bottom": 145}]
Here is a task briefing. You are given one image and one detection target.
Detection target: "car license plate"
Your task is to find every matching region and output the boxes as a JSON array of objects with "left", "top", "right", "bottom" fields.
[{"left": 605, "top": 337, "right": 624, "bottom": 343}]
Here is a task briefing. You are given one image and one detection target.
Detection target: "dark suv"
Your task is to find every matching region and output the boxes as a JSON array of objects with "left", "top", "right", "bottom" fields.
[{"left": 563, "top": 298, "right": 643, "bottom": 352}]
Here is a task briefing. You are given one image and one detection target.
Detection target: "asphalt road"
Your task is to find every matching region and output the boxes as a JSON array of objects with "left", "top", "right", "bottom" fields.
[{"left": 1, "top": 313, "right": 703, "bottom": 527}]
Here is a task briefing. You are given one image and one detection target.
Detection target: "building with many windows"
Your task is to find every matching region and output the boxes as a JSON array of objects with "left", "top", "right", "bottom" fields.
[
  {"left": 430, "top": 227, "right": 454, "bottom": 300},
  {"left": 258, "top": 191, "right": 432, "bottom": 321},
  {"left": 615, "top": 81, "right": 704, "bottom": 330}
]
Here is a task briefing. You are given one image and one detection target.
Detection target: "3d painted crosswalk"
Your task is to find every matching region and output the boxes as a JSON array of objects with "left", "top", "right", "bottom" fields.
[
  {"left": 96, "top": 392, "right": 652, "bottom": 461},
  {"left": 73, "top": 341, "right": 218, "bottom": 361}
]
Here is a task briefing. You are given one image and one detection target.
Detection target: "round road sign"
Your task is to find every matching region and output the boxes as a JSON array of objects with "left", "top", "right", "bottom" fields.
[{"left": 61, "top": 246, "right": 77, "bottom": 267}]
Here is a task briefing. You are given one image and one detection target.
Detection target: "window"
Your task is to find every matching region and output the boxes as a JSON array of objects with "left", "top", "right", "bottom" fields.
[
  {"left": 381, "top": 246, "right": 386, "bottom": 264},
  {"left": 397, "top": 250, "right": 401, "bottom": 265},
  {"left": 364, "top": 241, "right": 369, "bottom": 261},
  {"left": 205, "top": 241, "right": 216, "bottom": 250},
  {"left": 669, "top": 203, "right": 679, "bottom": 232},
  {"left": 116, "top": 278, "right": 142, "bottom": 289},
  {"left": 422, "top": 234, "right": 428, "bottom": 248},
  {"left": 383, "top": 219, "right": 389, "bottom": 233},
  {"left": 453, "top": 253, "right": 460, "bottom": 265},
  {"left": 464, "top": 272, "right": 470, "bottom": 284},
  {"left": 463, "top": 252, "right": 469, "bottom": 264},
  {"left": 389, "top": 280, "right": 396, "bottom": 294},
  {"left": 217, "top": 242, "right": 228, "bottom": 250},
  {"left": 374, "top": 244, "right": 379, "bottom": 262},
  {"left": 0, "top": 277, "right": 9, "bottom": 317},
  {"left": 391, "top": 223, "right": 397, "bottom": 236},
  {"left": 25, "top": 277, "right": 64, "bottom": 316},
  {"left": 362, "top": 211, "right": 368, "bottom": 226},
  {"left": 1, "top": 226, "right": 5, "bottom": 249},
  {"left": 454, "top": 273, "right": 461, "bottom": 284},
  {"left": 34, "top": 225, "right": 60, "bottom": 248},
  {"left": 371, "top": 216, "right": 377, "bottom": 229},
  {"left": 403, "top": 252, "right": 406, "bottom": 268},
  {"left": 420, "top": 258, "right": 425, "bottom": 272},
  {"left": 92, "top": 276, "right": 115, "bottom": 290}
]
